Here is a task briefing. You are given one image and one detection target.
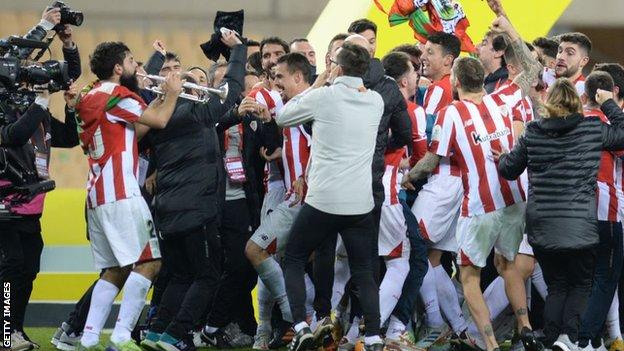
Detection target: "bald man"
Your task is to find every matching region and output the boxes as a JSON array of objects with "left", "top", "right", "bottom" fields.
[{"left": 345, "top": 34, "right": 374, "bottom": 57}]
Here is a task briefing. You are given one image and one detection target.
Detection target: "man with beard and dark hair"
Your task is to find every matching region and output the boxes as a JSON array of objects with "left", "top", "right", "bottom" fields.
[
  {"left": 542, "top": 32, "right": 591, "bottom": 95},
  {"left": 75, "top": 41, "right": 182, "bottom": 351}
]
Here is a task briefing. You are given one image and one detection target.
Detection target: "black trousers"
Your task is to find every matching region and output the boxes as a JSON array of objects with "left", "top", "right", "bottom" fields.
[
  {"left": 151, "top": 222, "right": 223, "bottom": 340},
  {"left": 207, "top": 199, "right": 258, "bottom": 335},
  {"left": 284, "top": 204, "right": 380, "bottom": 336},
  {"left": 534, "top": 247, "right": 596, "bottom": 346},
  {"left": 0, "top": 217, "right": 43, "bottom": 333}
]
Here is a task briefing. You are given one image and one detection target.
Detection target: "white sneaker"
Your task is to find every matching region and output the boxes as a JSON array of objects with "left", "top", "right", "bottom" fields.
[
  {"left": 192, "top": 331, "right": 208, "bottom": 348},
  {"left": 51, "top": 322, "right": 70, "bottom": 346},
  {"left": 10, "top": 331, "right": 33, "bottom": 351},
  {"left": 553, "top": 334, "right": 578, "bottom": 351},
  {"left": 56, "top": 331, "right": 82, "bottom": 351},
  {"left": 253, "top": 331, "right": 271, "bottom": 351}
]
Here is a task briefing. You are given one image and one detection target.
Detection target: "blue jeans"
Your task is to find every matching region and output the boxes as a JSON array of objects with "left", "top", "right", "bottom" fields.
[
  {"left": 391, "top": 190, "right": 429, "bottom": 325},
  {"left": 578, "top": 220, "right": 624, "bottom": 345}
]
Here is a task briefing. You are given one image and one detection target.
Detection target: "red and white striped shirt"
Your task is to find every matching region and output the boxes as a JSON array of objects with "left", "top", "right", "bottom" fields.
[
  {"left": 407, "top": 100, "right": 428, "bottom": 167},
  {"left": 424, "top": 74, "right": 461, "bottom": 177},
  {"left": 431, "top": 94, "right": 526, "bottom": 216},
  {"left": 584, "top": 107, "right": 623, "bottom": 222},
  {"left": 281, "top": 125, "right": 311, "bottom": 191},
  {"left": 382, "top": 148, "right": 405, "bottom": 205},
  {"left": 495, "top": 80, "right": 534, "bottom": 123},
  {"left": 77, "top": 82, "right": 145, "bottom": 208},
  {"left": 543, "top": 68, "right": 586, "bottom": 96}
]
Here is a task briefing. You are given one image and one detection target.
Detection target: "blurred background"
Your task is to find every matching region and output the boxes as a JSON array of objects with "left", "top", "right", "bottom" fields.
[{"left": 2, "top": 0, "right": 622, "bottom": 322}]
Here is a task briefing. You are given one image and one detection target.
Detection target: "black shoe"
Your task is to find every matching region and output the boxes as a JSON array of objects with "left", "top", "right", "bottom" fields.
[
  {"left": 313, "top": 317, "right": 334, "bottom": 348},
  {"left": 288, "top": 327, "right": 315, "bottom": 351},
  {"left": 199, "top": 327, "right": 232, "bottom": 349},
  {"left": 521, "top": 327, "right": 545, "bottom": 351},
  {"left": 269, "top": 320, "right": 293, "bottom": 349}
]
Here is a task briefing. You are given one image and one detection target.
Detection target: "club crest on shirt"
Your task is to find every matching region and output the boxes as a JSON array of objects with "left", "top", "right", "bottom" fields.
[
  {"left": 250, "top": 120, "right": 258, "bottom": 132},
  {"left": 431, "top": 125, "right": 442, "bottom": 141},
  {"left": 471, "top": 127, "right": 510, "bottom": 145}
]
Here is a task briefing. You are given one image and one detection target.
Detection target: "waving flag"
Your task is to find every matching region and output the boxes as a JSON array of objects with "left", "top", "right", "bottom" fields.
[{"left": 374, "top": 0, "right": 476, "bottom": 53}]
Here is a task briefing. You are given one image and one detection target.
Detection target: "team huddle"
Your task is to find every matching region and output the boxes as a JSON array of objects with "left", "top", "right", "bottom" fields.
[{"left": 31, "top": 2, "right": 624, "bottom": 351}]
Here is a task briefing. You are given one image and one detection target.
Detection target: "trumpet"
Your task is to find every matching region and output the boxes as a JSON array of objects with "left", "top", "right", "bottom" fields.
[{"left": 138, "top": 73, "right": 229, "bottom": 103}]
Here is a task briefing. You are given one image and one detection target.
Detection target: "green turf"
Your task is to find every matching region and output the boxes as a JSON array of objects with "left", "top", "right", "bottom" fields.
[{"left": 24, "top": 327, "right": 257, "bottom": 351}]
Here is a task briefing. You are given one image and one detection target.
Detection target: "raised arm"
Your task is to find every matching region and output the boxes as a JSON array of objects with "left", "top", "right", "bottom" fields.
[{"left": 275, "top": 89, "right": 321, "bottom": 127}]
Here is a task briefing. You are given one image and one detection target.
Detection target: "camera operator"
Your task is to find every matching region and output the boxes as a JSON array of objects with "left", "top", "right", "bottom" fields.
[
  {"left": 138, "top": 31, "right": 246, "bottom": 351},
  {"left": 21, "top": 5, "right": 82, "bottom": 81},
  {"left": 0, "top": 79, "right": 80, "bottom": 350}
]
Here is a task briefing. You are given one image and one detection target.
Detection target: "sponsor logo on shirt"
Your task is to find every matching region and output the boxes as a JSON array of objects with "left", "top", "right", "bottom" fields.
[{"left": 471, "top": 128, "right": 510, "bottom": 145}]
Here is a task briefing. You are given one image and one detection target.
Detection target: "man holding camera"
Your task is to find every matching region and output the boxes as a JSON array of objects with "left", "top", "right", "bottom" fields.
[
  {"left": 0, "top": 5, "right": 85, "bottom": 350},
  {"left": 74, "top": 41, "right": 182, "bottom": 351}
]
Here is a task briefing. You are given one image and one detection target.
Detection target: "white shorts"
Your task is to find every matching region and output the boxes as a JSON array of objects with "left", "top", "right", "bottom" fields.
[
  {"left": 251, "top": 195, "right": 301, "bottom": 256},
  {"left": 456, "top": 202, "right": 526, "bottom": 268},
  {"left": 517, "top": 234, "right": 534, "bottom": 256},
  {"left": 260, "top": 182, "right": 286, "bottom": 223},
  {"left": 379, "top": 204, "right": 410, "bottom": 258},
  {"left": 412, "top": 174, "right": 462, "bottom": 251},
  {"left": 87, "top": 196, "right": 160, "bottom": 270}
]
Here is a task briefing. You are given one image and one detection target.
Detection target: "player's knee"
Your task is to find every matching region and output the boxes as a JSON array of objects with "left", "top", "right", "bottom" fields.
[
  {"left": 245, "top": 240, "right": 267, "bottom": 266},
  {"left": 133, "top": 259, "right": 161, "bottom": 280}
]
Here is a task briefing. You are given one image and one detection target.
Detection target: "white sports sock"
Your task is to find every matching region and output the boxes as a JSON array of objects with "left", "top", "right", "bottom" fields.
[
  {"left": 482, "top": 276, "right": 509, "bottom": 320},
  {"left": 304, "top": 274, "right": 318, "bottom": 330},
  {"left": 434, "top": 265, "right": 467, "bottom": 333},
  {"left": 81, "top": 279, "right": 120, "bottom": 347},
  {"left": 531, "top": 264, "right": 548, "bottom": 300},
  {"left": 257, "top": 278, "right": 275, "bottom": 330},
  {"left": 257, "top": 257, "right": 292, "bottom": 322},
  {"left": 608, "top": 292, "right": 622, "bottom": 340},
  {"left": 420, "top": 260, "right": 444, "bottom": 327},
  {"left": 345, "top": 317, "right": 361, "bottom": 343},
  {"left": 331, "top": 250, "right": 351, "bottom": 311},
  {"left": 364, "top": 335, "right": 382, "bottom": 345},
  {"left": 379, "top": 257, "right": 409, "bottom": 326},
  {"left": 386, "top": 315, "right": 406, "bottom": 339},
  {"left": 294, "top": 321, "right": 309, "bottom": 333},
  {"left": 110, "top": 272, "right": 152, "bottom": 344}
]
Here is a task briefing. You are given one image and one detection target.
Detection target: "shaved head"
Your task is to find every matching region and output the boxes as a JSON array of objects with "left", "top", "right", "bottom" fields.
[{"left": 345, "top": 34, "right": 373, "bottom": 57}]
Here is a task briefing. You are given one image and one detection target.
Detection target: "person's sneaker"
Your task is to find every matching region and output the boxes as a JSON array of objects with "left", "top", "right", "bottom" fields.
[
  {"left": 57, "top": 331, "right": 82, "bottom": 351},
  {"left": 154, "top": 333, "right": 194, "bottom": 351},
  {"left": 553, "top": 335, "right": 577, "bottom": 351},
  {"left": 269, "top": 321, "right": 294, "bottom": 349},
  {"left": 52, "top": 323, "right": 71, "bottom": 346},
  {"left": 384, "top": 331, "right": 422, "bottom": 351},
  {"left": 106, "top": 339, "right": 142, "bottom": 351},
  {"left": 74, "top": 342, "right": 105, "bottom": 351},
  {"left": 253, "top": 330, "right": 271, "bottom": 351},
  {"left": 287, "top": 327, "right": 315, "bottom": 351},
  {"left": 510, "top": 332, "right": 526, "bottom": 351},
  {"left": 19, "top": 331, "right": 39, "bottom": 350},
  {"left": 223, "top": 324, "right": 242, "bottom": 341},
  {"left": 415, "top": 325, "right": 452, "bottom": 350},
  {"left": 230, "top": 332, "right": 254, "bottom": 348},
  {"left": 363, "top": 341, "right": 384, "bottom": 351},
  {"left": 521, "top": 328, "right": 544, "bottom": 351},
  {"left": 9, "top": 331, "right": 33, "bottom": 351},
  {"left": 336, "top": 337, "right": 355, "bottom": 351},
  {"left": 199, "top": 327, "right": 232, "bottom": 349},
  {"left": 313, "top": 317, "right": 333, "bottom": 347},
  {"left": 139, "top": 331, "right": 162, "bottom": 351},
  {"left": 608, "top": 338, "right": 624, "bottom": 351}
]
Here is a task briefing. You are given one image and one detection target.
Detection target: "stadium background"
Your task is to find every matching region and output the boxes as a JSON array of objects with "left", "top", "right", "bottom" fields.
[{"left": 3, "top": 0, "right": 623, "bottom": 326}]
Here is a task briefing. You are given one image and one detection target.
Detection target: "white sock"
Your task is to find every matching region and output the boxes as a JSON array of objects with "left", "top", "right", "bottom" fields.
[
  {"left": 110, "top": 272, "right": 152, "bottom": 344},
  {"left": 304, "top": 274, "right": 318, "bottom": 330},
  {"left": 257, "top": 257, "right": 292, "bottom": 322},
  {"left": 608, "top": 292, "right": 622, "bottom": 340},
  {"left": 331, "top": 247, "right": 351, "bottom": 310},
  {"left": 482, "top": 276, "right": 509, "bottom": 320},
  {"left": 386, "top": 315, "right": 406, "bottom": 339},
  {"left": 420, "top": 261, "right": 444, "bottom": 327},
  {"left": 294, "top": 321, "right": 309, "bottom": 333},
  {"left": 434, "top": 265, "right": 467, "bottom": 333},
  {"left": 345, "top": 316, "right": 361, "bottom": 343},
  {"left": 379, "top": 257, "right": 409, "bottom": 326},
  {"left": 364, "top": 335, "right": 382, "bottom": 345},
  {"left": 257, "top": 278, "right": 275, "bottom": 333},
  {"left": 531, "top": 264, "right": 548, "bottom": 300},
  {"left": 81, "top": 279, "right": 120, "bottom": 347}
]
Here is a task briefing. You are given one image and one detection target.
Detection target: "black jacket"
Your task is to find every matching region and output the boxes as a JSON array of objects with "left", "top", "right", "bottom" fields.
[
  {"left": 484, "top": 66, "right": 508, "bottom": 94},
  {"left": 150, "top": 44, "right": 246, "bottom": 236},
  {"left": 498, "top": 100, "right": 624, "bottom": 251},
  {"left": 363, "top": 58, "right": 412, "bottom": 207}
]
